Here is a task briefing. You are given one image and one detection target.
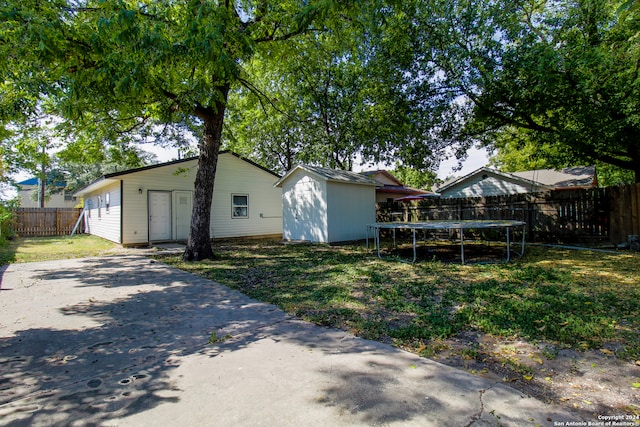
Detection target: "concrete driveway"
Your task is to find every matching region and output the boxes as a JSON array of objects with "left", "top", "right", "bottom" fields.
[{"left": 0, "top": 255, "right": 583, "bottom": 426}]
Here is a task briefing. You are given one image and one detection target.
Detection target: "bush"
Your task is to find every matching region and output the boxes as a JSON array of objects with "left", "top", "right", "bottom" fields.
[{"left": 0, "top": 201, "right": 17, "bottom": 245}]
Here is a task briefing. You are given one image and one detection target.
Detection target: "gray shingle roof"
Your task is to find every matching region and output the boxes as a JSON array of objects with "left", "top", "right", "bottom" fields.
[
  {"left": 510, "top": 166, "right": 596, "bottom": 188},
  {"left": 275, "top": 164, "right": 377, "bottom": 187}
]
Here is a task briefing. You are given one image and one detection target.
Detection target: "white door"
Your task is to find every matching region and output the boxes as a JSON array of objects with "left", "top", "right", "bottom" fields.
[
  {"left": 174, "top": 190, "right": 192, "bottom": 240},
  {"left": 149, "top": 191, "right": 172, "bottom": 241}
]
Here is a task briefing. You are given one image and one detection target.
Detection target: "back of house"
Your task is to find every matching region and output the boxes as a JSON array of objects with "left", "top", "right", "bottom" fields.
[{"left": 75, "top": 152, "right": 282, "bottom": 246}]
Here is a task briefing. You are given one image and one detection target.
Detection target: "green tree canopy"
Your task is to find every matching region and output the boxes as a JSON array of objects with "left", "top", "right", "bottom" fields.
[
  {"left": 390, "top": 163, "right": 440, "bottom": 191},
  {"left": 418, "top": 0, "right": 640, "bottom": 182},
  {"left": 225, "top": 2, "right": 440, "bottom": 174},
  {"left": 488, "top": 126, "right": 635, "bottom": 186}
]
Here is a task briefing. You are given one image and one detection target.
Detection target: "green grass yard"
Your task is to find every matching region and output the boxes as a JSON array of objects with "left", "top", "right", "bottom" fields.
[
  {"left": 157, "top": 239, "right": 640, "bottom": 361},
  {"left": 4, "top": 235, "right": 637, "bottom": 360},
  {"left": 0, "top": 235, "right": 119, "bottom": 265}
]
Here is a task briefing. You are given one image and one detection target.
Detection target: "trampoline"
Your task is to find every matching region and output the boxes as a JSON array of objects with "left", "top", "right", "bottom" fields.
[{"left": 366, "top": 220, "right": 526, "bottom": 264}]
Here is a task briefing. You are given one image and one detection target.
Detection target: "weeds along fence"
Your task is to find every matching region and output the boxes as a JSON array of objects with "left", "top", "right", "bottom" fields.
[
  {"left": 377, "top": 183, "right": 640, "bottom": 245},
  {"left": 12, "top": 208, "right": 84, "bottom": 237}
]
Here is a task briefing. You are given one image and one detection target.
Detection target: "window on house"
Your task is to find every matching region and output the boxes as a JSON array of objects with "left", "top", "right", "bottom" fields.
[
  {"left": 97, "top": 196, "right": 102, "bottom": 218},
  {"left": 105, "top": 192, "right": 110, "bottom": 212},
  {"left": 232, "top": 194, "right": 249, "bottom": 218}
]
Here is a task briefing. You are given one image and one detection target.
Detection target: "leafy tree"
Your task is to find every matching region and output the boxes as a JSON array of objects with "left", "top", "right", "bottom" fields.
[
  {"left": 226, "top": 2, "right": 448, "bottom": 174},
  {"left": 0, "top": 200, "right": 16, "bottom": 243},
  {"left": 488, "top": 126, "right": 635, "bottom": 187},
  {"left": 415, "top": 0, "right": 640, "bottom": 182},
  {"left": 57, "top": 145, "right": 157, "bottom": 194},
  {"left": 2, "top": 115, "right": 62, "bottom": 207},
  {"left": 390, "top": 163, "right": 440, "bottom": 191},
  {"left": 1, "top": 0, "right": 351, "bottom": 260},
  {"left": 1, "top": 109, "right": 155, "bottom": 206}
]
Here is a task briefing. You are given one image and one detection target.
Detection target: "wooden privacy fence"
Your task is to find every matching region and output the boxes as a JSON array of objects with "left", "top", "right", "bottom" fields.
[
  {"left": 377, "top": 183, "right": 640, "bottom": 245},
  {"left": 13, "top": 208, "right": 84, "bottom": 237},
  {"left": 608, "top": 183, "right": 640, "bottom": 244}
]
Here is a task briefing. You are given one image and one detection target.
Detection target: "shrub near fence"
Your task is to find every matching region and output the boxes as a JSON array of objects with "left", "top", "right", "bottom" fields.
[
  {"left": 377, "top": 183, "right": 640, "bottom": 245},
  {"left": 13, "top": 208, "right": 83, "bottom": 237}
]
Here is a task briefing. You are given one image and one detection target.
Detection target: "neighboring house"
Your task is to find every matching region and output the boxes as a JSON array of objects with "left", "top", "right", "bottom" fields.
[
  {"left": 360, "top": 170, "right": 430, "bottom": 203},
  {"left": 74, "top": 151, "right": 283, "bottom": 246},
  {"left": 435, "top": 166, "right": 597, "bottom": 199},
  {"left": 16, "top": 178, "right": 78, "bottom": 208},
  {"left": 275, "top": 165, "right": 377, "bottom": 243}
]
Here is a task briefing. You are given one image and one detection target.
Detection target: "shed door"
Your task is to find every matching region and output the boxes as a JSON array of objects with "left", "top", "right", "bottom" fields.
[{"left": 149, "top": 191, "right": 172, "bottom": 241}]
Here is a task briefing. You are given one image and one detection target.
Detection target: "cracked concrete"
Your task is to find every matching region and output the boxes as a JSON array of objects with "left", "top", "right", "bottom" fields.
[
  {"left": 0, "top": 255, "right": 587, "bottom": 426},
  {"left": 464, "top": 388, "right": 487, "bottom": 427}
]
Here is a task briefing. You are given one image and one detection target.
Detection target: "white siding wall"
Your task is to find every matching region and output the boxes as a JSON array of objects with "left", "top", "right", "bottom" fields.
[
  {"left": 210, "top": 154, "right": 282, "bottom": 238},
  {"left": 326, "top": 182, "right": 376, "bottom": 242},
  {"left": 376, "top": 191, "right": 401, "bottom": 203},
  {"left": 281, "top": 170, "right": 328, "bottom": 242},
  {"left": 442, "top": 175, "right": 534, "bottom": 198},
  {"left": 119, "top": 161, "right": 196, "bottom": 245},
  {"left": 19, "top": 187, "right": 78, "bottom": 208},
  {"left": 84, "top": 181, "right": 122, "bottom": 243},
  {"left": 83, "top": 153, "right": 281, "bottom": 245}
]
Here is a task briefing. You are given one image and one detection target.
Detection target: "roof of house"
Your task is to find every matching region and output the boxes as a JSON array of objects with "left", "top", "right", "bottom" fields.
[
  {"left": 435, "top": 167, "right": 545, "bottom": 194},
  {"left": 274, "top": 164, "right": 377, "bottom": 187},
  {"left": 510, "top": 166, "right": 596, "bottom": 189},
  {"left": 75, "top": 151, "right": 280, "bottom": 196},
  {"left": 360, "top": 170, "right": 403, "bottom": 186},
  {"left": 375, "top": 185, "right": 429, "bottom": 195},
  {"left": 17, "top": 178, "right": 66, "bottom": 188},
  {"left": 360, "top": 170, "right": 429, "bottom": 196}
]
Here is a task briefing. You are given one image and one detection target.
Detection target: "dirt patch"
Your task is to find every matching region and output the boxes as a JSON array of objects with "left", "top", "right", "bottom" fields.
[{"left": 425, "top": 331, "right": 640, "bottom": 419}]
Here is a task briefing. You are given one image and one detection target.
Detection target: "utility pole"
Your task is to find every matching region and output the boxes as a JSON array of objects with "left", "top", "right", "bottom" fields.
[{"left": 39, "top": 144, "right": 46, "bottom": 208}]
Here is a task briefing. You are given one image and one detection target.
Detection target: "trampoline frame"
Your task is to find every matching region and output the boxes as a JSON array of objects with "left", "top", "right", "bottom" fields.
[{"left": 366, "top": 220, "right": 526, "bottom": 264}]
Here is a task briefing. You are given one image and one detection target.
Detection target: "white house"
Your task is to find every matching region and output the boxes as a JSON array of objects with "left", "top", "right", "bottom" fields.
[
  {"left": 17, "top": 178, "right": 78, "bottom": 208},
  {"left": 74, "top": 151, "right": 283, "bottom": 246},
  {"left": 275, "top": 165, "right": 376, "bottom": 243},
  {"left": 435, "top": 166, "right": 597, "bottom": 198}
]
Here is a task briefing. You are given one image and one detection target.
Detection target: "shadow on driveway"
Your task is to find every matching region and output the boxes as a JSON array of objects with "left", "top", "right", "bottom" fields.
[{"left": 0, "top": 256, "right": 576, "bottom": 426}]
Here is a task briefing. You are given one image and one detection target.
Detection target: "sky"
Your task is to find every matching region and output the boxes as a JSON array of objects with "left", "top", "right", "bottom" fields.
[{"left": 435, "top": 146, "right": 490, "bottom": 180}]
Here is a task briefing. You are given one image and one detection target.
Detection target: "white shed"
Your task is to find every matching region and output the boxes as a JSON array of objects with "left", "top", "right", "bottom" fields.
[
  {"left": 75, "top": 151, "right": 283, "bottom": 246},
  {"left": 274, "top": 165, "right": 376, "bottom": 243}
]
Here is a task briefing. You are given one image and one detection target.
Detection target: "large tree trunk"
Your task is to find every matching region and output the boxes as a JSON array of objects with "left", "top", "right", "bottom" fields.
[{"left": 183, "top": 86, "right": 229, "bottom": 261}]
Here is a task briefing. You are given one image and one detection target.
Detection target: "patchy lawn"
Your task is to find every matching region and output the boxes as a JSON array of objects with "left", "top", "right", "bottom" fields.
[
  {"left": 157, "top": 239, "right": 640, "bottom": 416},
  {"left": 0, "top": 235, "right": 120, "bottom": 265}
]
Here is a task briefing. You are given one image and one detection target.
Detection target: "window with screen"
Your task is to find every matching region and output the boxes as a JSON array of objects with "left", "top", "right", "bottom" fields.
[{"left": 232, "top": 194, "right": 248, "bottom": 218}]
